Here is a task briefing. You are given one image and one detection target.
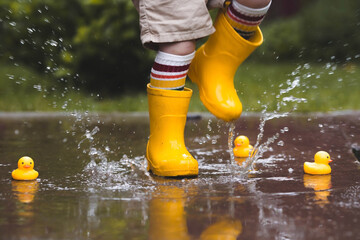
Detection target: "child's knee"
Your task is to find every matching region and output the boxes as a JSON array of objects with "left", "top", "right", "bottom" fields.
[
  {"left": 158, "top": 41, "right": 196, "bottom": 56},
  {"left": 235, "top": 0, "right": 271, "bottom": 9}
]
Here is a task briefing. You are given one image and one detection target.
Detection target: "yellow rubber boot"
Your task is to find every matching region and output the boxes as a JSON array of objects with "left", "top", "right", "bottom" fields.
[
  {"left": 188, "top": 10, "right": 263, "bottom": 122},
  {"left": 149, "top": 186, "right": 190, "bottom": 240},
  {"left": 147, "top": 84, "right": 198, "bottom": 177}
]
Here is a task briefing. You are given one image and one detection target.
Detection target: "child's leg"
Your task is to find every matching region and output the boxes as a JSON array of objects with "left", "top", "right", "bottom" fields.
[
  {"left": 150, "top": 41, "right": 195, "bottom": 90},
  {"left": 146, "top": 41, "right": 198, "bottom": 177},
  {"left": 159, "top": 41, "right": 195, "bottom": 56},
  {"left": 135, "top": 0, "right": 215, "bottom": 177},
  {"left": 226, "top": 0, "right": 271, "bottom": 39},
  {"left": 188, "top": 0, "right": 272, "bottom": 122}
]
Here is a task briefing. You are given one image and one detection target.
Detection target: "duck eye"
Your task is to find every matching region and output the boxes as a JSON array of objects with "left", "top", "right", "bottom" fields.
[
  {"left": 30, "top": 162, "right": 32, "bottom": 164},
  {"left": 22, "top": 162, "right": 24, "bottom": 164}
]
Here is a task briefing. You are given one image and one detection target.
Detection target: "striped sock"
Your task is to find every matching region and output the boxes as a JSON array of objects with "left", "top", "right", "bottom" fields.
[
  {"left": 225, "top": 0, "right": 271, "bottom": 39},
  {"left": 150, "top": 51, "right": 195, "bottom": 90}
]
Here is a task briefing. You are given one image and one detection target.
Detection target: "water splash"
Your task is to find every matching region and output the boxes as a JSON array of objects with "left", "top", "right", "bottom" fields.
[
  {"left": 237, "top": 66, "right": 308, "bottom": 174},
  {"left": 194, "top": 119, "right": 220, "bottom": 145},
  {"left": 78, "top": 126, "right": 100, "bottom": 148},
  {"left": 71, "top": 113, "right": 153, "bottom": 189},
  {"left": 227, "top": 122, "right": 236, "bottom": 165},
  {"left": 82, "top": 151, "right": 153, "bottom": 192}
]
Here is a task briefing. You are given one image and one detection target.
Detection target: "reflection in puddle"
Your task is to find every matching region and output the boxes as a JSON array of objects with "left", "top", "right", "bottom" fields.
[
  {"left": 12, "top": 180, "right": 39, "bottom": 204},
  {"left": 200, "top": 218, "right": 242, "bottom": 240},
  {"left": 303, "top": 174, "right": 332, "bottom": 206},
  {"left": 149, "top": 185, "right": 189, "bottom": 240},
  {"left": 1, "top": 113, "right": 360, "bottom": 239},
  {"left": 11, "top": 180, "right": 39, "bottom": 223},
  {"left": 149, "top": 183, "right": 243, "bottom": 240}
]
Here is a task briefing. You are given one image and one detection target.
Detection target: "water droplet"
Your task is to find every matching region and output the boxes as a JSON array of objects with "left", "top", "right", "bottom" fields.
[
  {"left": 46, "top": 39, "right": 58, "bottom": 47},
  {"left": 280, "top": 127, "right": 289, "bottom": 133},
  {"left": 33, "top": 85, "right": 42, "bottom": 91},
  {"left": 62, "top": 101, "right": 68, "bottom": 109},
  {"left": 303, "top": 63, "right": 310, "bottom": 69},
  {"left": 207, "top": 119, "right": 212, "bottom": 132}
]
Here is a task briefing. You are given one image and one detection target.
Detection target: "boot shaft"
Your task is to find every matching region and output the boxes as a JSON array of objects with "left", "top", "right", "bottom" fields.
[
  {"left": 147, "top": 84, "right": 192, "bottom": 137},
  {"left": 203, "top": 10, "right": 263, "bottom": 66}
]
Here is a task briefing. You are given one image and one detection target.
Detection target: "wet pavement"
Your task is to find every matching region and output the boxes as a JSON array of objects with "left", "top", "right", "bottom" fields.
[{"left": 0, "top": 111, "right": 360, "bottom": 240}]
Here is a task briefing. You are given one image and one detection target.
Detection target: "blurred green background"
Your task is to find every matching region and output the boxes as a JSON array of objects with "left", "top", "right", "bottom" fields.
[{"left": 0, "top": 0, "right": 359, "bottom": 112}]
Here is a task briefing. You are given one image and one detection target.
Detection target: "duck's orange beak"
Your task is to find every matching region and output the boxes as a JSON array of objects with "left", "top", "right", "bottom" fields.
[
  {"left": 328, "top": 159, "right": 333, "bottom": 163},
  {"left": 24, "top": 165, "right": 31, "bottom": 168}
]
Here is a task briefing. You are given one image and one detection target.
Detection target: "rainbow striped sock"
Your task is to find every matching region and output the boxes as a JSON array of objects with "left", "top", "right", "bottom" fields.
[
  {"left": 150, "top": 51, "right": 194, "bottom": 90},
  {"left": 225, "top": 0, "right": 271, "bottom": 39}
]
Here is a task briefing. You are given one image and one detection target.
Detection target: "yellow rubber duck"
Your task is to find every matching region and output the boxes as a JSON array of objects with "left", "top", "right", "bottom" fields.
[
  {"left": 12, "top": 156, "right": 39, "bottom": 180},
  {"left": 233, "top": 135, "right": 253, "bottom": 158},
  {"left": 304, "top": 151, "right": 333, "bottom": 175}
]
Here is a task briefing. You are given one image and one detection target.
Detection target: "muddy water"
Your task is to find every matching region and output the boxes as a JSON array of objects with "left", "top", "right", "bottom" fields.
[{"left": 0, "top": 112, "right": 360, "bottom": 239}]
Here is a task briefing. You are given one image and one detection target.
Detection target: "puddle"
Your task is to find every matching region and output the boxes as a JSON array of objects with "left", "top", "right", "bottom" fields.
[{"left": 0, "top": 111, "right": 360, "bottom": 239}]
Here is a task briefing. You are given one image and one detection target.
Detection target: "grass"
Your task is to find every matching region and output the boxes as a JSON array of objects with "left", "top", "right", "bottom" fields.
[
  {"left": 1, "top": 61, "right": 359, "bottom": 113},
  {"left": 0, "top": 64, "right": 148, "bottom": 112}
]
